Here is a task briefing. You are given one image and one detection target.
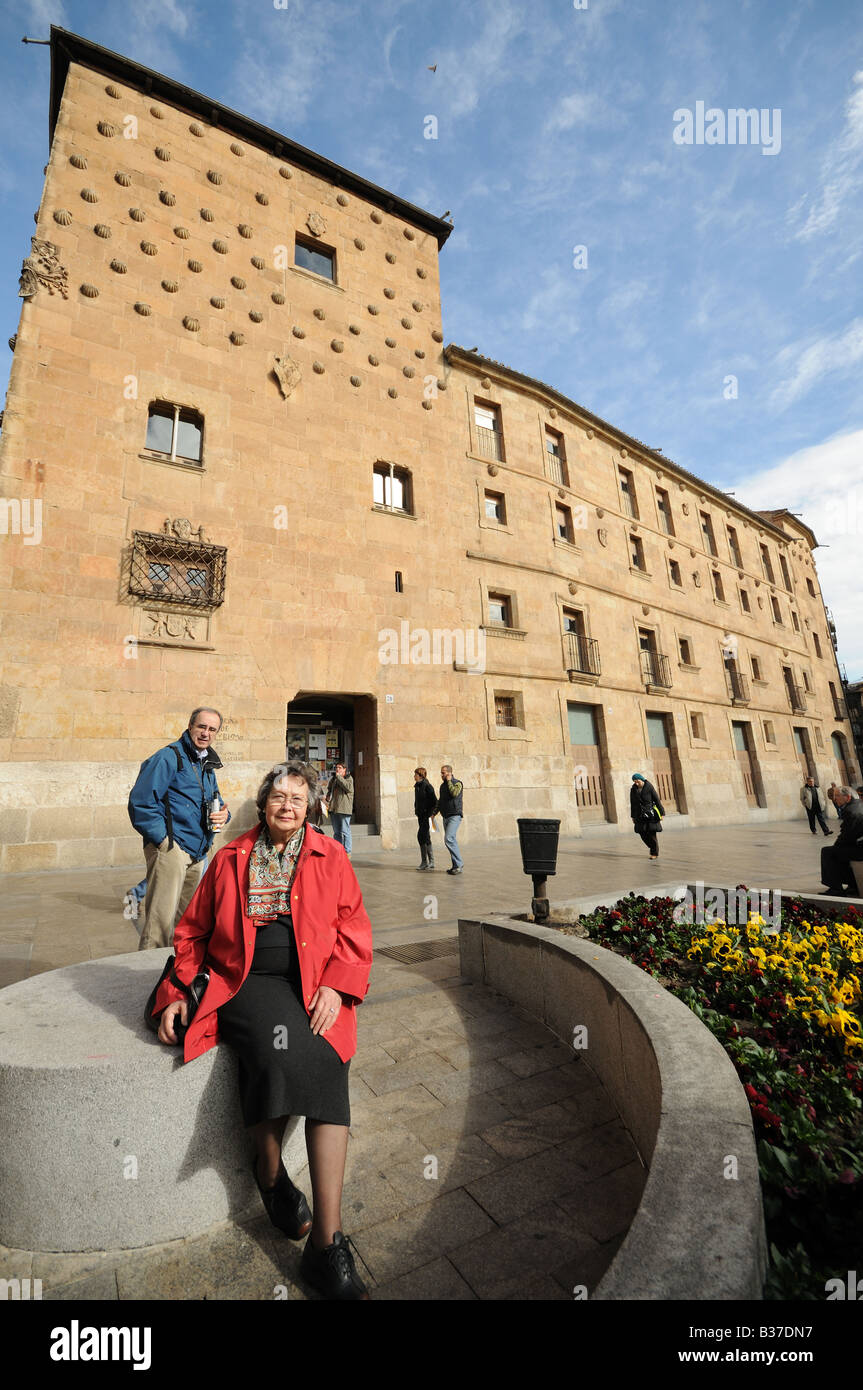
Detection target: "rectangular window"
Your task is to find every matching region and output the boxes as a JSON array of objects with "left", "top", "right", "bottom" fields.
[
  {"left": 679, "top": 637, "right": 693, "bottom": 665},
  {"left": 563, "top": 607, "right": 585, "bottom": 635},
  {"left": 791, "top": 609, "right": 800, "bottom": 632},
  {"left": 373, "top": 462, "right": 412, "bottom": 513},
  {"left": 690, "top": 711, "right": 706, "bottom": 740},
  {"left": 619, "top": 468, "right": 638, "bottom": 519},
  {"left": 727, "top": 526, "right": 742, "bottom": 568},
  {"left": 712, "top": 569, "right": 725, "bottom": 602},
  {"left": 803, "top": 671, "right": 812, "bottom": 694},
  {"left": 494, "top": 695, "right": 516, "bottom": 727},
  {"left": 295, "top": 236, "right": 335, "bottom": 281},
  {"left": 760, "top": 544, "right": 775, "bottom": 584},
  {"left": 669, "top": 558, "right": 682, "bottom": 587},
  {"left": 750, "top": 655, "right": 762, "bottom": 681},
  {"left": 763, "top": 720, "right": 776, "bottom": 745},
  {"left": 145, "top": 402, "right": 204, "bottom": 464},
  {"left": 630, "top": 534, "right": 646, "bottom": 571},
  {"left": 656, "top": 488, "right": 674, "bottom": 535},
  {"left": 740, "top": 587, "right": 751, "bottom": 614},
  {"left": 771, "top": 594, "right": 782, "bottom": 624},
  {"left": 700, "top": 511, "right": 718, "bottom": 556},
  {"left": 484, "top": 490, "right": 506, "bottom": 523},
  {"left": 813, "top": 632, "right": 822, "bottom": 657},
  {"left": 806, "top": 577, "right": 815, "bottom": 597},
  {"left": 555, "top": 504, "right": 574, "bottom": 542},
  {"left": 474, "top": 402, "right": 503, "bottom": 461},
  {"left": 488, "top": 592, "right": 512, "bottom": 626},
  {"left": 780, "top": 554, "right": 792, "bottom": 591},
  {"left": 545, "top": 429, "right": 568, "bottom": 486}
]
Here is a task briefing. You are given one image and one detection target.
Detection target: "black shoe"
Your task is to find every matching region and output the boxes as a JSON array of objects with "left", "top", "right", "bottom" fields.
[
  {"left": 253, "top": 1159, "right": 312, "bottom": 1240},
  {"left": 301, "top": 1231, "right": 370, "bottom": 1300},
  {"left": 447, "top": 866, "right": 463, "bottom": 874},
  {"left": 416, "top": 863, "right": 428, "bottom": 870}
]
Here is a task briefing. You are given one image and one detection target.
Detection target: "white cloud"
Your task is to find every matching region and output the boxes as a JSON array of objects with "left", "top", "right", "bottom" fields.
[
  {"left": 543, "top": 92, "right": 598, "bottom": 135},
  {"left": 791, "top": 69, "right": 863, "bottom": 241},
  {"left": 769, "top": 318, "right": 863, "bottom": 411},
  {"left": 734, "top": 429, "right": 863, "bottom": 676}
]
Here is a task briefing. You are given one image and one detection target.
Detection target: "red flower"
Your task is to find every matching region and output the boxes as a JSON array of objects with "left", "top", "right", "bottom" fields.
[{"left": 838, "top": 1169, "right": 857, "bottom": 1184}]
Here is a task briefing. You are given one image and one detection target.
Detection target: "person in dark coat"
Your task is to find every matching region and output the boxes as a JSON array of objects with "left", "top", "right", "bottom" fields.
[
  {"left": 413, "top": 767, "right": 439, "bottom": 871},
  {"left": 630, "top": 773, "right": 664, "bottom": 859},
  {"left": 820, "top": 787, "right": 863, "bottom": 895}
]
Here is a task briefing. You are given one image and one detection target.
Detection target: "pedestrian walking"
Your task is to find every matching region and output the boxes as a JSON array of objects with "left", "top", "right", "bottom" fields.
[
  {"left": 438, "top": 765, "right": 464, "bottom": 874},
  {"left": 128, "top": 707, "right": 230, "bottom": 950},
  {"left": 630, "top": 773, "right": 664, "bottom": 860},
  {"left": 800, "top": 776, "right": 833, "bottom": 837},
  {"left": 819, "top": 787, "right": 863, "bottom": 896},
  {"left": 326, "top": 763, "right": 354, "bottom": 856},
  {"left": 414, "top": 767, "right": 439, "bottom": 871}
]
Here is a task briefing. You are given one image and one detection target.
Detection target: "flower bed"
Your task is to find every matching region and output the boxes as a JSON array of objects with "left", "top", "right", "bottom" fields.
[{"left": 565, "top": 891, "right": 863, "bottom": 1300}]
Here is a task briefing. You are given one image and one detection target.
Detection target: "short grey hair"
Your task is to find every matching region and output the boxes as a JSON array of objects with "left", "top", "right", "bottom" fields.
[
  {"left": 189, "top": 706, "right": 223, "bottom": 730},
  {"left": 255, "top": 761, "right": 321, "bottom": 822},
  {"left": 835, "top": 785, "right": 859, "bottom": 800}
]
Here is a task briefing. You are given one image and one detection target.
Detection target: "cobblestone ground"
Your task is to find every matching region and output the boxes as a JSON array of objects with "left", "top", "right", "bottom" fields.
[{"left": 0, "top": 818, "right": 839, "bottom": 1299}]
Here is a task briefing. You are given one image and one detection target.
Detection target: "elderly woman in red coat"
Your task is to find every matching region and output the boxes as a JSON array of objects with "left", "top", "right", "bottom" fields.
[{"left": 151, "top": 761, "right": 373, "bottom": 1300}]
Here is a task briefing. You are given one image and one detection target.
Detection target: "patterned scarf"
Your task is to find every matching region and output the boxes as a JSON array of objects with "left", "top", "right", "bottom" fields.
[{"left": 247, "top": 821, "right": 305, "bottom": 923}]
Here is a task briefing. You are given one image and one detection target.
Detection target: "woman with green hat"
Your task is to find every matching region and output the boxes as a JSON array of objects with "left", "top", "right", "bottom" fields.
[{"left": 630, "top": 773, "right": 664, "bottom": 859}]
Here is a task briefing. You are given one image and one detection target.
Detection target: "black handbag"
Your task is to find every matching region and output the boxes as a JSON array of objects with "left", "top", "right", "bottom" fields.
[{"left": 145, "top": 956, "right": 210, "bottom": 1045}]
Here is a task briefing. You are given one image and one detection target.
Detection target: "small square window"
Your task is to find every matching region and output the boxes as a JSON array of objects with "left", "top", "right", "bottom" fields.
[
  {"left": 555, "top": 504, "right": 574, "bottom": 542},
  {"left": 295, "top": 236, "right": 335, "bottom": 281},
  {"left": 669, "top": 558, "right": 682, "bottom": 587},
  {"left": 679, "top": 637, "right": 693, "bottom": 665},
  {"left": 488, "top": 593, "right": 512, "bottom": 626},
  {"left": 145, "top": 402, "right": 204, "bottom": 464},
  {"left": 148, "top": 562, "right": 170, "bottom": 586},
  {"left": 373, "top": 463, "right": 412, "bottom": 513},
  {"left": 484, "top": 490, "right": 506, "bottom": 523},
  {"left": 186, "top": 567, "right": 207, "bottom": 589},
  {"left": 690, "top": 711, "right": 706, "bottom": 740},
  {"left": 495, "top": 695, "right": 517, "bottom": 727},
  {"left": 763, "top": 720, "right": 776, "bottom": 745}
]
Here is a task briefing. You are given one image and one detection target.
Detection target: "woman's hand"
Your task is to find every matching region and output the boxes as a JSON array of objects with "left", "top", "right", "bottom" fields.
[
  {"left": 157, "top": 999, "right": 189, "bottom": 1045},
  {"left": 309, "top": 985, "right": 342, "bottom": 1035}
]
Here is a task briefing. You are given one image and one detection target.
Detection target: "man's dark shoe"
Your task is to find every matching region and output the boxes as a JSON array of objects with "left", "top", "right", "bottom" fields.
[
  {"left": 447, "top": 866, "right": 463, "bottom": 874},
  {"left": 301, "top": 1231, "right": 370, "bottom": 1300},
  {"left": 253, "top": 1159, "right": 312, "bottom": 1240}
]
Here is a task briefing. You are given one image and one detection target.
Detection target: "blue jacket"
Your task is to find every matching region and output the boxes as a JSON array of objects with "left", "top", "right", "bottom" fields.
[{"left": 128, "top": 729, "right": 230, "bottom": 860}]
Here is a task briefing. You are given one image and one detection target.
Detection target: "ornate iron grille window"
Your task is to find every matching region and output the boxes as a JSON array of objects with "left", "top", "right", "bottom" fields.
[{"left": 130, "top": 529, "right": 227, "bottom": 609}]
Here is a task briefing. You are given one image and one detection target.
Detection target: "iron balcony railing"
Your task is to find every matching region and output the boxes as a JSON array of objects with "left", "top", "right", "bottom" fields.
[
  {"left": 475, "top": 425, "right": 502, "bottom": 461},
  {"left": 640, "top": 649, "right": 672, "bottom": 688},
  {"left": 565, "top": 632, "right": 601, "bottom": 677},
  {"left": 787, "top": 684, "right": 807, "bottom": 713},
  {"left": 726, "top": 669, "right": 751, "bottom": 703},
  {"left": 545, "top": 452, "right": 566, "bottom": 486}
]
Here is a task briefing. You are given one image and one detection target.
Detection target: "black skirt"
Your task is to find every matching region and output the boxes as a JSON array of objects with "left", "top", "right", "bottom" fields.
[{"left": 217, "top": 912, "right": 351, "bottom": 1128}]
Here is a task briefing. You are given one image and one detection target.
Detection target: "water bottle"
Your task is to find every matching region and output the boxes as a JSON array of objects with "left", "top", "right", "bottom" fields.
[{"left": 207, "top": 796, "right": 220, "bottom": 832}]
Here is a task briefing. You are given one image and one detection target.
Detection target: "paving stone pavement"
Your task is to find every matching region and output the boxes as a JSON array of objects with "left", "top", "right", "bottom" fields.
[{"left": 0, "top": 818, "right": 836, "bottom": 1299}]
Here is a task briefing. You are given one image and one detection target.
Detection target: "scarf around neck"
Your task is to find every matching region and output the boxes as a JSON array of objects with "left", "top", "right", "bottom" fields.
[{"left": 247, "top": 821, "right": 305, "bottom": 923}]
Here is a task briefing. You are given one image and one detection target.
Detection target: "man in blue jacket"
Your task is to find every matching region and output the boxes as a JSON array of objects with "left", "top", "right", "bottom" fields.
[{"left": 129, "top": 707, "right": 231, "bottom": 950}]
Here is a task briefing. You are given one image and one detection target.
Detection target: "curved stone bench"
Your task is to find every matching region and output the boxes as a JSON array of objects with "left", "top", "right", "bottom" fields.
[
  {"left": 458, "top": 912, "right": 767, "bottom": 1300},
  {"left": 0, "top": 950, "right": 307, "bottom": 1252}
]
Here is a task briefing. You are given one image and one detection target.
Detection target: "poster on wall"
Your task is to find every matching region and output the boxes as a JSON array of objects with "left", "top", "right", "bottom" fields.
[{"left": 308, "top": 732, "right": 327, "bottom": 760}]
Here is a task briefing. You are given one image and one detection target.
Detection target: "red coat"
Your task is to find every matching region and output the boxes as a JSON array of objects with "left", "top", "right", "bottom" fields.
[{"left": 151, "top": 822, "right": 373, "bottom": 1064}]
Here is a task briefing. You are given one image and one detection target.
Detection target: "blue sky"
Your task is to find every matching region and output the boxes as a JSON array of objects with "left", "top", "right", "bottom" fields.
[{"left": 2, "top": 0, "right": 862, "bottom": 674}]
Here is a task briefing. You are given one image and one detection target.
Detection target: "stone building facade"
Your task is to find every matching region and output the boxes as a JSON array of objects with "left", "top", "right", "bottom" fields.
[{"left": 0, "top": 28, "right": 857, "bottom": 872}]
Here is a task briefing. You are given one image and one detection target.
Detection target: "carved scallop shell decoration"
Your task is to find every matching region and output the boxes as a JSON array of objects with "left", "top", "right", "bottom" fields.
[
  {"left": 174, "top": 226, "right": 190, "bottom": 239},
  {"left": 403, "top": 366, "right": 415, "bottom": 378},
  {"left": 159, "top": 190, "right": 176, "bottom": 206},
  {"left": 436, "top": 378, "right": 447, "bottom": 392},
  {"left": 188, "top": 260, "right": 203, "bottom": 273},
  {"left": 371, "top": 211, "right": 382, "bottom": 224},
  {"left": 354, "top": 238, "right": 365, "bottom": 250},
  {"left": 200, "top": 208, "right": 215, "bottom": 222},
  {"left": 279, "top": 166, "right": 292, "bottom": 179},
  {"left": 368, "top": 354, "right": 379, "bottom": 366},
  {"left": 251, "top": 256, "right": 266, "bottom": 269},
  {"left": 94, "top": 224, "right": 111, "bottom": 238},
  {"left": 401, "top": 317, "right": 413, "bottom": 329},
  {"left": 404, "top": 228, "right": 415, "bottom": 240},
  {"left": 129, "top": 207, "right": 146, "bottom": 222},
  {"left": 110, "top": 259, "right": 127, "bottom": 274},
  {"left": 213, "top": 239, "right": 228, "bottom": 253},
  {"left": 292, "top": 326, "right": 305, "bottom": 338},
  {"left": 349, "top": 324, "right": 361, "bottom": 335},
  {"left": 383, "top": 288, "right": 395, "bottom": 299},
  {"left": 431, "top": 330, "right": 443, "bottom": 342},
  {"left": 210, "top": 296, "right": 226, "bottom": 308},
  {"left": 368, "top": 305, "right": 379, "bottom": 315},
  {"left": 238, "top": 224, "right": 253, "bottom": 239},
  {"left": 97, "top": 120, "right": 117, "bottom": 138},
  {"left": 385, "top": 337, "right": 396, "bottom": 348},
  {"left": 230, "top": 143, "right": 244, "bottom": 156},
  {"left": 230, "top": 331, "right": 245, "bottom": 345},
  {"left": 155, "top": 148, "right": 172, "bottom": 162},
  {"left": 207, "top": 170, "right": 223, "bottom": 184},
  {"left": 256, "top": 192, "right": 269, "bottom": 205},
  {"left": 80, "top": 283, "right": 99, "bottom": 297},
  {"left": 313, "top": 361, "right": 325, "bottom": 373},
  {"left": 162, "top": 279, "right": 179, "bottom": 292},
  {"left": 105, "top": 85, "right": 121, "bottom": 98},
  {"left": 70, "top": 154, "right": 88, "bottom": 170},
  {"left": 114, "top": 171, "right": 132, "bottom": 186},
  {"left": 313, "top": 308, "right": 325, "bottom": 320},
  {"left": 331, "top": 339, "right": 344, "bottom": 353},
  {"left": 190, "top": 123, "right": 205, "bottom": 137},
  {"left": 271, "top": 292, "right": 285, "bottom": 305},
  {"left": 422, "top": 399, "right": 433, "bottom": 410},
  {"left": 140, "top": 241, "right": 158, "bottom": 256},
  {"left": 385, "top": 253, "right": 396, "bottom": 264},
  {"left": 53, "top": 209, "right": 72, "bottom": 226},
  {"left": 231, "top": 276, "right": 246, "bottom": 290},
  {"left": 150, "top": 106, "right": 164, "bottom": 119},
  {"left": 388, "top": 387, "right": 398, "bottom": 398},
  {"left": 412, "top": 301, "right": 423, "bottom": 312},
  {"left": 350, "top": 375, "right": 362, "bottom": 387},
  {"left": 481, "top": 377, "right": 491, "bottom": 388},
  {"left": 337, "top": 194, "right": 349, "bottom": 206},
  {"left": 417, "top": 268, "right": 427, "bottom": 279},
  {"left": 249, "top": 310, "right": 263, "bottom": 323},
  {"left": 414, "top": 349, "right": 425, "bottom": 359},
  {"left": 81, "top": 188, "right": 98, "bottom": 203},
  {"left": 134, "top": 302, "right": 152, "bottom": 315},
  {"left": 183, "top": 316, "right": 200, "bottom": 332}
]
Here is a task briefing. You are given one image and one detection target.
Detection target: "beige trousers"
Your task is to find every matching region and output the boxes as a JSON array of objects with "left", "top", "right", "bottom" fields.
[{"left": 138, "top": 839, "right": 204, "bottom": 951}]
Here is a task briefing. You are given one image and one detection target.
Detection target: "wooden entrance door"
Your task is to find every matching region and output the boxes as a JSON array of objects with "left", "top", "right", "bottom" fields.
[
  {"left": 831, "top": 732, "right": 850, "bottom": 787},
  {"left": 567, "top": 702, "right": 607, "bottom": 822},
  {"left": 646, "top": 712, "right": 678, "bottom": 811},
  {"left": 732, "top": 721, "right": 758, "bottom": 807},
  {"left": 793, "top": 727, "right": 812, "bottom": 780}
]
